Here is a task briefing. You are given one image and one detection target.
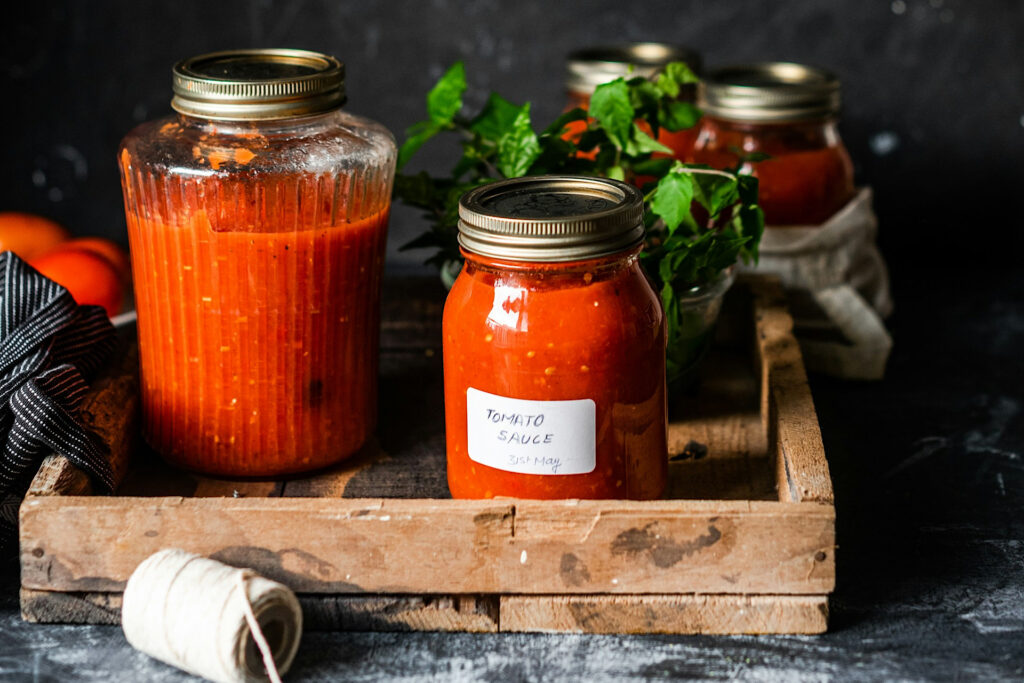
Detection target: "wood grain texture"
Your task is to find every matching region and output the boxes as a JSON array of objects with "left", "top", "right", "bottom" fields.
[
  {"left": 20, "top": 497, "right": 834, "bottom": 595},
  {"left": 300, "top": 595, "right": 499, "bottom": 632},
  {"left": 500, "top": 594, "right": 829, "bottom": 634},
  {"left": 25, "top": 345, "right": 139, "bottom": 498},
  {"left": 749, "top": 277, "right": 834, "bottom": 504},
  {"left": 20, "top": 588, "right": 826, "bottom": 635},
  {"left": 19, "top": 276, "right": 836, "bottom": 634},
  {"left": 20, "top": 588, "right": 499, "bottom": 632}
]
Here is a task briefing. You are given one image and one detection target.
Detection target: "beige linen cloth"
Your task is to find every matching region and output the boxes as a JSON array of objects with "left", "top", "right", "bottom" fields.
[{"left": 743, "top": 188, "right": 893, "bottom": 380}]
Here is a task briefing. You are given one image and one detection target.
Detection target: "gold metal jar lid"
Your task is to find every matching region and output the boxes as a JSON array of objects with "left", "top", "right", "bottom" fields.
[
  {"left": 458, "top": 176, "right": 645, "bottom": 263},
  {"left": 171, "top": 49, "right": 346, "bottom": 121},
  {"left": 566, "top": 43, "right": 702, "bottom": 95},
  {"left": 699, "top": 62, "right": 840, "bottom": 123}
]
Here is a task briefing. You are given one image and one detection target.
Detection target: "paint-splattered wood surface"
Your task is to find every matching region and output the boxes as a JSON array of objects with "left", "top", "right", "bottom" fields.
[{"left": 19, "top": 275, "right": 835, "bottom": 634}]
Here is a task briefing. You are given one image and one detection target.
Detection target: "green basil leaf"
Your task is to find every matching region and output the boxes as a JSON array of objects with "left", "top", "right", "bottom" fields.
[
  {"left": 589, "top": 79, "right": 635, "bottom": 151},
  {"left": 659, "top": 100, "right": 701, "bottom": 132},
  {"left": 426, "top": 62, "right": 466, "bottom": 125},
  {"left": 497, "top": 104, "right": 541, "bottom": 177},
  {"left": 631, "top": 157, "right": 675, "bottom": 177},
  {"left": 737, "top": 204, "right": 765, "bottom": 264},
  {"left": 470, "top": 93, "right": 524, "bottom": 140},
  {"left": 629, "top": 79, "right": 662, "bottom": 126},
  {"left": 631, "top": 123, "right": 673, "bottom": 155},
  {"left": 392, "top": 171, "right": 437, "bottom": 208},
  {"left": 693, "top": 173, "right": 739, "bottom": 216},
  {"left": 650, "top": 171, "right": 695, "bottom": 233},
  {"left": 397, "top": 120, "right": 441, "bottom": 170},
  {"left": 656, "top": 61, "right": 699, "bottom": 98}
]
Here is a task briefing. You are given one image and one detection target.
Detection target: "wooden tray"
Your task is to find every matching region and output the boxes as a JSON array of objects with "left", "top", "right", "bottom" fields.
[{"left": 19, "top": 275, "right": 834, "bottom": 635}]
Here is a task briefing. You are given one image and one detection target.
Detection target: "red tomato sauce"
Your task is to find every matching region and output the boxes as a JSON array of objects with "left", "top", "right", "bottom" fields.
[
  {"left": 443, "top": 248, "right": 667, "bottom": 500},
  {"left": 122, "top": 159, "right": 388, "bottom": 477},
  {"left": 688, "top": 117, "right": 855, "bottom": 226}
]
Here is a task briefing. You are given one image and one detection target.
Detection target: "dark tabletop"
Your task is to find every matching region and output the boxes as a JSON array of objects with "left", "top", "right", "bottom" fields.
[{"left": 1, "top": 263, "right": 1022, "bottom": 682}]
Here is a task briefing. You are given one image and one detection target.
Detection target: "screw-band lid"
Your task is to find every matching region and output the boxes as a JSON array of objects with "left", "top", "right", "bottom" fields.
[
  {"left": 458, "top": 176, "right": 645, "bottom": 263},
  {"left": 171, "top": 49, "right": 346, "bottom": 121},
  {"left": 699, "top": 62, "right": 841, "bottom": 123},
  {"left": 566, "top": 42, "right": 702, "bottom": 95}
]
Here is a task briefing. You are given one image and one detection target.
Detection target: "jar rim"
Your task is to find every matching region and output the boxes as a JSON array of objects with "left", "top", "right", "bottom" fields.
[
  {"left": 458, "top": 176, "right": 646, "bottom": 263},
  {"left": 171, "top": 49, "right": 346, "bottom": 121},
  {"left": 699, "top": 62, "right": 840, "bottom": 123},
  {"left": 565, "top": 42, "right": 701, "bottom": 95}
]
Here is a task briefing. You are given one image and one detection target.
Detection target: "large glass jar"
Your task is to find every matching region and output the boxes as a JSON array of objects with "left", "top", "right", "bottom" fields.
[
  {"left": 118, "top": 50, "right": 397, "bottom": 477},
  {"left": 444, "top": 176, "right": 667, "bottom": 500},
  {"left": 563, "top": 43, "right": 702, "bottom": 161},
  {"left": 689, "top": 62, "right": 855, "bottom": 226}
]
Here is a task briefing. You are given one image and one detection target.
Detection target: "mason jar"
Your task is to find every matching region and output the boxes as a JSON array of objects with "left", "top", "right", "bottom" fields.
[
  {"left": 118, "top": 49, "right": 397, "bottom": 476},
  {"left": 690, "top": 62, "right": 855, "bottom": 226},
  {"left": 444, "top": 176, "right": 668, "bottom": 500}
]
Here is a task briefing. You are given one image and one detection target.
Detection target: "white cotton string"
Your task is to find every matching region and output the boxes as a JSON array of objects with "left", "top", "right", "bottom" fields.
[
  {"left": 236, "top": 571, "right": 283, "bottom": 683},
  {"left": 122, "top": 549, "right": 302, "bottom": 683}
]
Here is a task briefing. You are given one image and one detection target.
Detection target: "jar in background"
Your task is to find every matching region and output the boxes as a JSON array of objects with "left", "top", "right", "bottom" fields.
[
  {"left": 119, "top": 50, "right": 397, "bottom": 477},
  {"left": 690, "top": 62, "right": 855, "bottom": 226},
  {"left": 564, "top": 43, "right": 702, "bottom": 161},
  {"left": 444, "top": 176, "right": 668, "bottom": 500}
]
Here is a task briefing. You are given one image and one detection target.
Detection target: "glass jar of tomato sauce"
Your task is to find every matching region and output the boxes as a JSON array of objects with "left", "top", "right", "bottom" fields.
[
  {"left": 690, "top": 62, "right": 855, "bottom": 226},
  {"left": 565, "top": 43, "right": 702, "bottom": 159},
  {"left": 118, "top": 50, "right": 396, "bottom": 477},
  {"left": 444, "top": 176, "right": 667, "bottom": 500}
]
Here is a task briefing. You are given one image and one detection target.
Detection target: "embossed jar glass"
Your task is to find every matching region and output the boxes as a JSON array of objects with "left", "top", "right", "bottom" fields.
[{"left": 119, "top": 49, "right": 397, "bottom": 476}]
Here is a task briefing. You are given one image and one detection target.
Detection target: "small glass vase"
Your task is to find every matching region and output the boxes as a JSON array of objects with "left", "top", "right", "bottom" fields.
[
  {"left": 440, "top": 258, "right": 463, "bottom": 290},
  {"left": 666, "top": 268, "right": 736, "bottom": 396}
]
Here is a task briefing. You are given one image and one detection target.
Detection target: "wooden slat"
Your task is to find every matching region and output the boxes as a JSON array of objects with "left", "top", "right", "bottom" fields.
[
  {"left": 20, "top": 588, "right": 121, "bottom": 625},
  {"left": 300, "top": 595, "right": 498, "bottom": 632},
  {"left": 26, "top": 345, "right": 140, "bottom": 498},
  {"left": 25, "top": 455, "right": 92, "bottom": 499},
  {"left": 20, "top": 588, "right": 825, "bottom": 635},
  {"left": 20, "top": 588, "right": 500, "bottom": 633},
  {"left": 20, "top": 497, "right": 833, "bottom": 595},
  {"left": 500, "top": 594, "right": 828, "bottom": 634},
  {"left": 750, "top": 278, "right": 833, "bottom": 504}
]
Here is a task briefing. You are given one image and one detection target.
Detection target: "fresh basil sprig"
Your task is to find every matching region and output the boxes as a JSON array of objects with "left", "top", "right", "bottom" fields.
[{"left": 394, "top": 62, "right": 765, "bottom": 354}]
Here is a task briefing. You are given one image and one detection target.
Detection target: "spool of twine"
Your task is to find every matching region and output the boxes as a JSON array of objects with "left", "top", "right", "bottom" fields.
[{"left": 122, "top": 548, "right": 303, "bottom": 683}]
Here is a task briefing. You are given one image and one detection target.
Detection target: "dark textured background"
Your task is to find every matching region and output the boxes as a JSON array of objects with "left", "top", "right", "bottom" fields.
[
  {"left": 2, "top": 0, "right": 1022, "bottom": 274},
  {"left": 2, "top": 3, "right": 1024, "bottom": 680}
]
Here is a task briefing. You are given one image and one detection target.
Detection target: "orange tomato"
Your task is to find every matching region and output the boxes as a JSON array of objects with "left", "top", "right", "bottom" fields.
[
  {"left": 58, "top": 237, "right": 130, "bottom": 281},
  {"left": 30, "top": 248, "right": 124, "bottom": 317},
  {"left": 0, "top": 212, "right": 70, "bottom": 260}
]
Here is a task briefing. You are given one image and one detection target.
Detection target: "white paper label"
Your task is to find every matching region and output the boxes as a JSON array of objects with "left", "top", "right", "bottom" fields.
[{"left": 466, "top": 388, "right": 596, "bottom": 475}]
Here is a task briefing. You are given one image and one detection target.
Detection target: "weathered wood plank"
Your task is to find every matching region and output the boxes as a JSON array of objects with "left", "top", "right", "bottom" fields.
[
  {"left": 25, "top": 345, "right": 140, "bottom": 498},
  {"left": 750, "top": 278, "right": 833, "bottom": 504},
  {"left": 666, "top": 346, "right": 773, "bottom": 501},
  {"left": 20, "top": 588, "right": 499, "bottom": 632},
  {"left": 20, "top": 587, "right": 121, "bottom": 625},
  {"left": 499, "top": 594, "right": 829, "bottom": 634},
  {"left": 300, "top": 595, "right": 499, "bottom": 632},
  {"left": 21, "top": 588, "right": 825, "bottom": 635},
  {"left": 20, "top": 497, "right": 833, "bottom": 595}
]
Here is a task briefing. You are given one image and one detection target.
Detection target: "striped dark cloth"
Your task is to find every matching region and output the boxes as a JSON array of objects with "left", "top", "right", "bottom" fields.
[{"left": 0, "top": 252, "right": 116, "bottom": 555}]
